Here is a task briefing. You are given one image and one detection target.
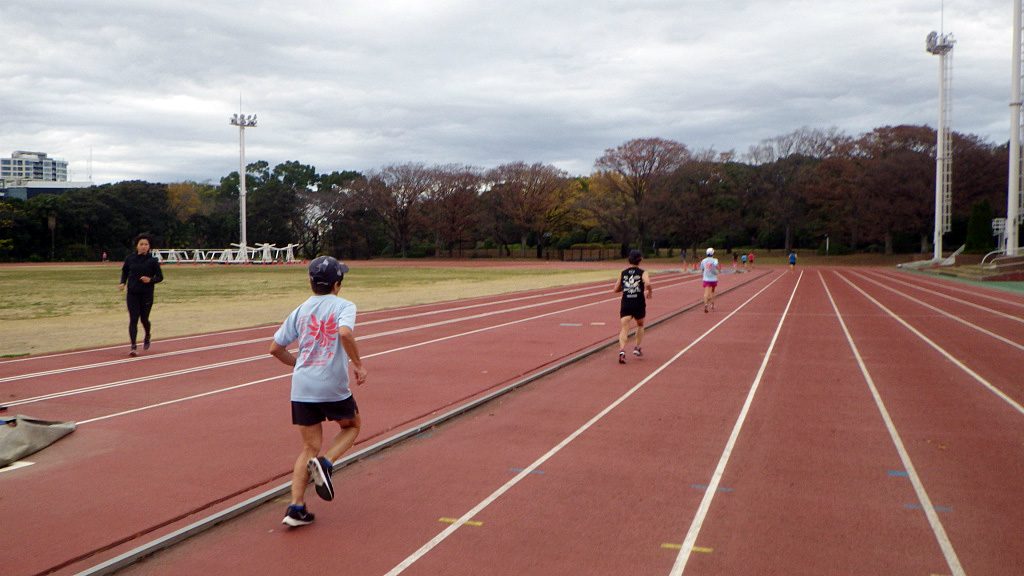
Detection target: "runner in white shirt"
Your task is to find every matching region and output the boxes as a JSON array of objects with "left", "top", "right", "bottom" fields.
[
  {"left": 270, "top": 256, "right": 368, "bottom": 527},
  {"left": 700, "top": 247, "right": 720, "bottom": 313}
]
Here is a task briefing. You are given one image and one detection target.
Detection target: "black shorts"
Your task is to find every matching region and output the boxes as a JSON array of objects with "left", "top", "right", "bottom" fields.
[
  {"left": 291, "top": 395, "right": 359, "bottom": 426},
  {"left": 620, "top": 301, "right": 646, "bottom": 320}
]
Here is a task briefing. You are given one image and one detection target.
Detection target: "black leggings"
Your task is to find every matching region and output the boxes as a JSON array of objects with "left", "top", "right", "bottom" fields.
[{"left": 126, "top": 292, "right": 154, "bottom": 346}]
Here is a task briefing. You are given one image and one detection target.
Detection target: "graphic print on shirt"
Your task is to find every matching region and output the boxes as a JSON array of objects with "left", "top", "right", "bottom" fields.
[
  {"left": 301, "top": 313, "right": 337, "bottom": 366},
  {"left": 622, "top": 268, "right": 644, "bottom": 299}
]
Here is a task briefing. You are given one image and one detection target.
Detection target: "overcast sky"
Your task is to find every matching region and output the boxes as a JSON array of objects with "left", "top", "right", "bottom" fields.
[{"left": 0, "top": 0, "right": 1016, "bottom": 184}]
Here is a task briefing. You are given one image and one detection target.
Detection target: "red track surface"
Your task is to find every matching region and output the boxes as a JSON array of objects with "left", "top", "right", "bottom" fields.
[{"left": 2, "top": 266, "right": 1022, "bottom": 576}]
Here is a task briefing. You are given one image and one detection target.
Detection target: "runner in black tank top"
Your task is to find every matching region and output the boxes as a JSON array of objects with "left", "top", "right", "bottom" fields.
[{"left": 613, "top": 250, "right": 653, "bottom": 364}]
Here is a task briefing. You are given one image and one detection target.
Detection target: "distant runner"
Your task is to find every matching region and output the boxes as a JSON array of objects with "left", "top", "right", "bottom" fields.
[
  {"left": 789, "top": 250, "right": 797, "bottom": 271},
  {"left": 701, "top": 247, "right": 720, "bottom": 313}
]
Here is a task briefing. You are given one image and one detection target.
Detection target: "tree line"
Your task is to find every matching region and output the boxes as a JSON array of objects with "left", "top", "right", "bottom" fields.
[{"left": 0, "top": 125, "right": 1015, "bottom": 262}]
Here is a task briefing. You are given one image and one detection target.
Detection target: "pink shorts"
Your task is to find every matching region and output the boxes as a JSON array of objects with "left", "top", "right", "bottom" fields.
[{"left": 703, "top": 280, "right": 718, "bottom": 288}]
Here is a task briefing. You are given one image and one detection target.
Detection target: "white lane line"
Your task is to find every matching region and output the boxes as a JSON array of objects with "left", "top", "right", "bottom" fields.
[
  {"left": 670, "top": 271, "right": 802, "bottom": 575},
  {"left": 3, "top": 356, "right": 267, "bottom": 407},
  {"left": 0, "top": 338, "right": 267, "bottom": 384},
  {"left": 7, "top": 277, "right": 701, "bottom": 406},
  {"left": 865, "top": 270, "right": 1024, "bottom": 324},
  {"left": 0, "top": 325, "right": 274, "bottom": 365},
  {"left": 888, "top": 270, "right": 1024, "bottom": 309},
  {"left": 0, "top": 282, "right": 608, "bottom": 366},
  {"left": 821, "top": 272, "right": 965, "bottom": 576},
  {"left": 70, "top": 296, "right": 623, "bottom": 424},
  {"left": 851, "top": 271, "right": 1024, "bottom": 351},
  {"left": 0, "top": 274, "right": 695, "bottom": 384},
  {"left": 17, "top": 284, "right": 652, "bottom": 411},
  {"left": 835, "top": 272, "right": 1024, "bottom": 416},
  {"left": 385, "top": 271, "right": 790, "bottom": 575},
  {"left": 76, "top": 375, "right": 287, "bottom": 425},
  {"left": 0, "top": 461, "right": 34, "bottom": 474}
]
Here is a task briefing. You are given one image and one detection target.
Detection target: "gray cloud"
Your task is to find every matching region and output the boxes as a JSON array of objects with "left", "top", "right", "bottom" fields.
[{"left": 0, "top": 0, "right": 1014, "bottom": 184}]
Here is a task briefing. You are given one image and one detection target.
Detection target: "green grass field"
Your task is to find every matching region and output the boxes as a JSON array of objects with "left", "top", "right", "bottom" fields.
[{"left": 0, "top": 263, "right": 616, "bottom": 357}]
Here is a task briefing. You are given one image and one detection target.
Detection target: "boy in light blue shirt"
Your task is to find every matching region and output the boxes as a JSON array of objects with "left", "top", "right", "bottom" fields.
[{"left": 271, "top": 256, "right": 367, "bottom": 527}]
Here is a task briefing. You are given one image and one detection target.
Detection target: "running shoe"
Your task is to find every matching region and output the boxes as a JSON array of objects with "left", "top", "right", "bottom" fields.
[
  {"left": 633, "top": 346, "right": 642, "bottom": 357},
  {"left": 282, "top": 504, "right": 315, "bottom": 527},
  {"left": 129, "top": 346, "right": 138, "bottom": 357},
  {"left": 143, "top": 336, "right": 151, "bottom": 350},
  {"left": 308, "top": 456, "right": 334, "bottom": 501},
  {"left": 704, "top": 304, "right": 709, "bottom": 313},
  {"left": 618, "top": 351, "right": 626, "bottom": 364}
]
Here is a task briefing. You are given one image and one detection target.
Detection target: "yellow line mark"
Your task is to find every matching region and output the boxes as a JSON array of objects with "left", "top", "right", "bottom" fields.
[
  {"left": 660, "top": 543, "right": 713, "bottom": 554},
  {"left": 693, "top": 546, "right": 714, "bottom": 554},
  {"left": 438, "top": 517, "right": 483, "bottom": 527}
]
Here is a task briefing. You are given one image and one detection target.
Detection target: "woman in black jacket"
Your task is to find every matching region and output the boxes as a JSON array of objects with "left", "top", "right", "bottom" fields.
[{"left": 119, "top": 233, "right": 163, "bottom": 357}]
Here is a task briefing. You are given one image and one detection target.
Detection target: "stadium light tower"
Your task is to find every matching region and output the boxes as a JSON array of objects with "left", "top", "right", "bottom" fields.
[
  {"left": 1007, "top": 0, "right": 1023, "bottom": 256},
  {"left": 927, "top": 30, "right": 955, "bottom": 262},
  {"left": 229, "top": 112, "right": 258, "bottom": 262}
]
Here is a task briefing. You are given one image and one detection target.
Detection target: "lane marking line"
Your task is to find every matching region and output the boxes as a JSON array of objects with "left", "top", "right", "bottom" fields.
[
  {"left": 663, "top": 543, "right": 712, "bottom": 553},
  {"left": 508, "top": 467, "right": 544, "bottom": 475},
  {"left": 439, "top": 517, "right": 483, "bottom": 527},
  {"left": 0, "top": 277, "right": 635, "bottom": 367},
  {"left": 821, "top": 271, "right": 966, "bottom": 576},
  {"left": 670, "top": 271, "right": 803, "bottom": 576},
  {"left": 69, "top": 271, "right": 777, "bottom": 576},
  {"left": 690, "top": 484, "right": 734, "bottom": 493},
  {"left": 0, "top": 461, "right": 34, "bottom": 474},
  {"left": 692, "top": 546, "right": 714, "bottom": 554},
  {"left": 5, "top": 276, "right": 700, "bottom": 399},
  {"left": 835, "top": 272, "right": 1024, "bottom": 417},
  {"left": 0, "top": 273, "right": 694, "bottom": 379},
  {"left": 64, "top": 272, "right": 712, "bottom": 422},
  {"left": 885, "top": 270, "right": 1024, "bottom": 310},
  {"left": 559, "top": 323, "right": 583, "bottom": 327},
  {"left": 905, "top": 503, "right": 953, "bottom": 513},
  {"left": 851, "top": 271, "right": 1024, "bottom": 350},
  {"left": 384, "top": 272, "right": 790, "bottom": 576},
  {"left": 865, "top": 270, "right": 1024, "bottom": 325}
]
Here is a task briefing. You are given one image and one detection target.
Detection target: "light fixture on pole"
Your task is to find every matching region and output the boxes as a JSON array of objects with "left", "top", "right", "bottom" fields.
[{"left": 229, "top": 112, "right": 258, "bottom": 262}]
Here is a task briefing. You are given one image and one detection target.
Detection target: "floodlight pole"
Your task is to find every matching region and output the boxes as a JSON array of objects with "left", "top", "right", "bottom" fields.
[
  {"left": 229, "top": 112, "right": 257, "bottom": 262},
  {"left": 927, "top": 30, "right": 955, "bottom": 261},
  {"left": 1008, "top": 0, "right": 1023, "bottom": 256}
]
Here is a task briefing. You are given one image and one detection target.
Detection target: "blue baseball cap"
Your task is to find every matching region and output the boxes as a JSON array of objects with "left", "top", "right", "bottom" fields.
[{"left": 308, "top": 256, "right": 349, "bottom": 286}]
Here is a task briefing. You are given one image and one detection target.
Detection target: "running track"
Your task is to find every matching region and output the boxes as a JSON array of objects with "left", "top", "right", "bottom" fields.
[{"left": 1, "top": 267, "right": 1022, "bottom": 576}]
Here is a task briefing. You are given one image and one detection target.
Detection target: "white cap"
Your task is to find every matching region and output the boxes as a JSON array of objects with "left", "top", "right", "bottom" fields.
[{"left": 706, "top": 247, "right": 714, "bottom": 256}]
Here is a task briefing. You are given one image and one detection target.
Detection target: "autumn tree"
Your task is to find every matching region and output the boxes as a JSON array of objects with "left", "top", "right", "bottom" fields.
[
  {"left": 422, "top": 165, "right": 482, "bottom": 257},
  {"left": 592, "top": 138, "right": 690, "bottom": 253},
  {"left": 484, "top": 162, "right": 574, "bottom": 257},
  {"left": 855, "top": 125, "right": 936, "bottom": 253},
  {"left": 360, "top": 163, "right": 432, "bottom": 257}
]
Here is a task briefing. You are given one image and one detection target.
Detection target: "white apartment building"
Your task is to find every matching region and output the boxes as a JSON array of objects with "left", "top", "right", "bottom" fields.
[{"left": 0, "top": 150, "right": 69, "bottom": 182}]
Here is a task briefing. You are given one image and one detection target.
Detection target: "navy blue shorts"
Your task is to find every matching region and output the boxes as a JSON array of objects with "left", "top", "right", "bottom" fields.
[{"left": 291, "top": 396, "right": 359, "bottom": 426}]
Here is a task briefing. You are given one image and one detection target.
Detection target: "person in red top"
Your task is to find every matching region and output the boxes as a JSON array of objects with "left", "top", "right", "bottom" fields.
[{"left": 747, "top": 251, "right": 755, "bottom": 269}]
